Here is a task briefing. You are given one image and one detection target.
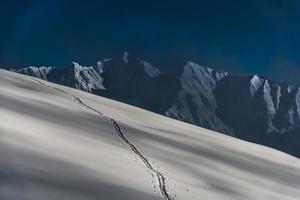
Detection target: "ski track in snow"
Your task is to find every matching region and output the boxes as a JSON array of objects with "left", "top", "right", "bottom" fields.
[{"left": 32, "top": 78, "right": 175, "bottom": 200}]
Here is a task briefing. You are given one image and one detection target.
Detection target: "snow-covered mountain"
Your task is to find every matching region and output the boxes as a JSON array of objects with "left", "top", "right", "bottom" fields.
[
  {"left": 168, "top": 62, "right": 300, "bottom": 157},
  {"left": 1, "top": 69, "right": 300, "bottom": 200},
  {"left": 13, "top": 62, "right": 105, "bottom": 92},
  {"left": 10, "top": 53, "right": 300, "bottom": 158},
  {"left": 14, "top": 66, "right": 54, "bottom": 80},
  {"left": 166, "top": 61, "right": 233, "bottom": 135}
]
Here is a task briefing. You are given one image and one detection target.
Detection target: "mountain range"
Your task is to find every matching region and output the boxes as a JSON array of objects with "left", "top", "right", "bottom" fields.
[{"left": 10, "top": 52, "right": 300, "bottom": 157}]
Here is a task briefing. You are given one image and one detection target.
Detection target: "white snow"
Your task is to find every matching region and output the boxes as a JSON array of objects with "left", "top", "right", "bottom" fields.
[
  {"left": 72, "top": 62, "right": 105, "bottom": 92},
  {"left": 206, "top": 67, "right": 214, "bottom": 74},
  {"left": 263, "top": 80, "right": 277, "bottom": 133},
  {"left": 103, "top": 58, "right": 112, "bottom": 62},
  {"left": 288, "top": 85, "right": 295, "bottom": 94},
  {"left": 250, "top": 75, "right": 263, "bottom": 97},
  {"left": 96, "top": 61, "right": 104, "bottom": 72},
  {"left": 296, "top": 88, "right": 300, "bottom": 120},
  {"left": 1, "top": 69, "right": 300, "bottom": 200},
  {"left": 123, "top": 52, "right": 129, "bottom": 64},
  {"left": 184, "top": 61, "right": 226, "bottom": 89},
  {"left": 263, "top": 80, "right": 276, "bottom": 116},
  {"left": 15, "top": 66, "right": 54, "bottom": 80},
  {"left": 141, "top": 61, "right": 161, "bottom": 77},
  {"left": 215, "top": 71, "right": 228, "bottom": 82},
  {"left": 166, "top": 61, "right": 232, "bottom": 135},
  {"left": 288, "top": 108, "right": 295, "bottom": 126},
  {"left": 276, "top": 85, "right": 281, "bottom": 110}
]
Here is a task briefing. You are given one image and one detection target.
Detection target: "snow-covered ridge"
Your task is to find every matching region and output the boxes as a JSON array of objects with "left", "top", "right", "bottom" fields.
[
  {"left": 166, "top": 61, "right": 232, "bottom": 135},
  {"left": 263, "top": 80, "right": 277, "bottom": 133},
  {"left": 1, "top": 69, "right": 300, "bottom": 200},
  {"left": 276, "top": 85, "right": 281, "bottom": 110},
  {"left": 288, "top": 85, "right": 295, "bottom": 93},
  {"left": 248, "top": 75, "right": 300, "bottom": 134},
  {"left": 296, "top": 88, "right": 300, "bottom": 120},
  {"left": 250, "top": 75, "right": 264, "bottom": 97},
  {"left": 71, "top": 62, "right": 105, "bottom": 92},
  {"left": 184, "top": 61, "right": 228, "bottom": 88},
  {"left": 13, "top": 66, "right": 54, "bottom": 80},
  {"left": 6, "top": 55, "right": 300, "bottom": 158},
  {"left": 140, "top": 61, "right": 161, "bottom": 77},
  {"left": 12, "top": 55, "right": 160, "bottom": 93},
  {"left": 123, "top": 51, "right": 129, "bottom": 64}
]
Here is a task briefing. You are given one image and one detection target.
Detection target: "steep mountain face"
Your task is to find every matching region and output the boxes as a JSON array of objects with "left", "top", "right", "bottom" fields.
[
  {"left": 13, "top": 66, "right": 54, "bottom": 80},
  {"left": 214, "top": 75, "right": 300, "bottom": 154},
  {"left": 14, "top": 62, "right": 105, "bottom": 92},
  {"left": 165, "top": 62, "right": 233, "bottom": 136},
  {"left": 11, "top": 53, "right": 300, "bottom": 157},
  {"left": 13, "top": 52, "right": 180, "bottom": 114},
  {"left": 93, "top": 52, "right": 180, "bottom": 113}
]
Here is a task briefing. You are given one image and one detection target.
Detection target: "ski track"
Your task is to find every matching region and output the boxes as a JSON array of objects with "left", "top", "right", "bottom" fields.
[{"left": 32, "top": 78, "right": 174, "bottom": 200}]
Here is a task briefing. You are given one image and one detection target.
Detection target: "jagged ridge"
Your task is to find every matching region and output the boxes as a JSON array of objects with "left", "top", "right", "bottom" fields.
[{"left": 9, "top": 52, "right": 300, "bottom": 157}]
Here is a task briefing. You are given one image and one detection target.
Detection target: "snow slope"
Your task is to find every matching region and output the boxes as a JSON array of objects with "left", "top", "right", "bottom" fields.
[{"left": 1, "top": 69, "right": 300, "bottom": 200}]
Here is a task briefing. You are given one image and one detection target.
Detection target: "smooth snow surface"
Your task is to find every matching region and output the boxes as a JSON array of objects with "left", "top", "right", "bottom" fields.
[{"left": 1, "top": 69, "right": 300, "bottom": 200}]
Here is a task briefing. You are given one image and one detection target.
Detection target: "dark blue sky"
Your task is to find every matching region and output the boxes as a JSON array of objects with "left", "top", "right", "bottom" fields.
[{"left": 1, "top": 0, "right": 300, "bottom": 84}]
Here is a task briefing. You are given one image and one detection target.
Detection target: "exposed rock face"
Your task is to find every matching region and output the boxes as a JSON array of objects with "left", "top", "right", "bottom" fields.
[
  {"left": 13, "top": 66, "right": 54, "bottom": 80},
  {"left": 214, "top": 74, "right": 300, "bottom": 154},
  {"left": 166, "top": 61, "right": 233, "bottom": 135},
  {"left": 12, "top": 53, "right": 300, "bottom": 157}
]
